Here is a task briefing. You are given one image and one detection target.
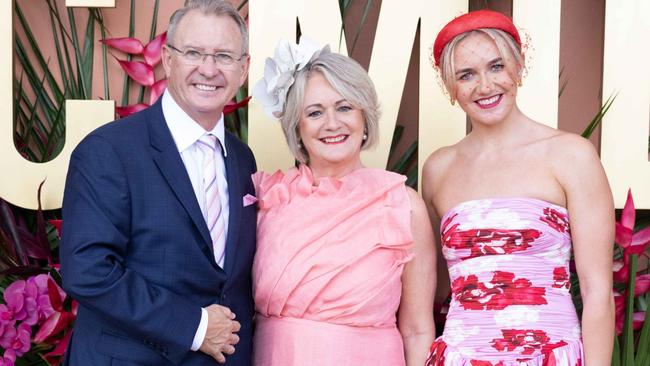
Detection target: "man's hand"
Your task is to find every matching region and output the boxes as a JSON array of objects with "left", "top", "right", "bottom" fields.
[{"left": 199, "top": 304, "right": 241, "bottom": 363}]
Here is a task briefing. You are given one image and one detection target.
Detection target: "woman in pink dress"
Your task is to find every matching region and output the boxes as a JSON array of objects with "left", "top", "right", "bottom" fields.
[
  {"left": 421, "top": 10, "right": 614, "bottom": 366},
  {"left": 251, "top": 37, "right": 436, "bottom": 365}
]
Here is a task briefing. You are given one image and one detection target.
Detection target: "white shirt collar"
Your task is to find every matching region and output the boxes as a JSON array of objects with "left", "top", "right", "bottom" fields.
[{"left": 161, "top": 90, "right": 228, "bottom": 156}]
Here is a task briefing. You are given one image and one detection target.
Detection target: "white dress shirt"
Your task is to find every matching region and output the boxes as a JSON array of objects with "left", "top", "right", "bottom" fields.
[{"left": 161, "top": 90, "right": 229, "bottom": 351}]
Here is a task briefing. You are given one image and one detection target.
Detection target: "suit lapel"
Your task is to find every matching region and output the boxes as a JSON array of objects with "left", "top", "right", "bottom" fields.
[
  {"left": 147, "top": 102, "right": 217, "bottom": 267},
  {"left": 223, "top": 134, "right": 242, "bottom": 275}
]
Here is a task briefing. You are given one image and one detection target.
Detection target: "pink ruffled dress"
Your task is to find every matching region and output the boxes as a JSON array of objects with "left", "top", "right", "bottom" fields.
[
  {"left": 426, "top": 198, "right": 584, "bottom": 366},
  {"left": 251, "top": 165, "right": 413, "bottom": 365}
]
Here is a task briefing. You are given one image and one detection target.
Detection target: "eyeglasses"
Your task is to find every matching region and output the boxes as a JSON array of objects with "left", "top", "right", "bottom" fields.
[{"left": 166, "top": 44, "right": 246, "bottom": 67}]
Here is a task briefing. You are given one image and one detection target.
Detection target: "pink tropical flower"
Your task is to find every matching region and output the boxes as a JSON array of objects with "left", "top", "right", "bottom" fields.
[
  {"left": 116, "top": 59, "right": 155, "bottom": 86},
  {"left": 149, "top": 79, "right": 168, "bottom": 105},
  {"left": 615, "top": 189, "right": 650, "bottom": 255},
  {"left": 100, "top": 37, "right": 144, "bottom": 54},
  {"left": 0, "top": 349, "right": 16, "bottom": 366},
  {"left": 0, "top": 280, "right": 38, "bottom": 326},
  {"left": 116, "top": 103, "right": 149, "bottom": 118},
  {"left": 27, "top": 274, "right": 66, "bottom": 322},
  {"left": 1, "top": 323, "right": 31, "bottom": 357},
  {"left": 143, "top": 32, "right": 167, "bottom": 66}
]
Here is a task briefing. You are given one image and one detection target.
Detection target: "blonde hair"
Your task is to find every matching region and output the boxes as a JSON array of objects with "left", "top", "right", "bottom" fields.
[
  {"left": 438, "top": 28, "right": 523, "bottom": 102},
  {"left": 279, "top": 50, "right": 380, "bottom": 163}
]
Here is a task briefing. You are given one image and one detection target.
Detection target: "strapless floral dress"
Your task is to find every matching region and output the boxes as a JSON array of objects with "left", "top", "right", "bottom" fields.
[{"left": 426, "top": 198, "right": 583, "bottom": 366}]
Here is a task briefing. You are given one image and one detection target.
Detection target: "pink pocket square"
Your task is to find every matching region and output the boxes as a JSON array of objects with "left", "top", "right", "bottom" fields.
[{"left": 243, "top": 194, "right": 258, "bottom": 207}]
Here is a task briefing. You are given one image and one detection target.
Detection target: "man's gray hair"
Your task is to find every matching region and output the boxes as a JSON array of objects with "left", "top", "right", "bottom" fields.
[
  {"left": 280, "top": 49, "right": 380, "bottom": 163},
  {"left": 167, "top": 0, "right": 249, "bottom": 55}
]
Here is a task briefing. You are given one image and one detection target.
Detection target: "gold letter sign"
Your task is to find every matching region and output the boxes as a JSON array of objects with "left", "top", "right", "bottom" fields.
[
  {"left": 2, "top": 0, "right": 648, "bottom": 209},
  {"left": 0, "top": 0, "right": 114, "bottom": 210},
  {"left": 601, "top": 0, "right": 650, "bottom": 208}
]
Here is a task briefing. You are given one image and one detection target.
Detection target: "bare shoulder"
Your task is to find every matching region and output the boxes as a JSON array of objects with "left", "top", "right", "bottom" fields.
[
  {"left": 422, "top": 145, "right": 457, "bottom": 185},
  {"left": 547, "top": 132, "right": 601, "bottom": 167}
]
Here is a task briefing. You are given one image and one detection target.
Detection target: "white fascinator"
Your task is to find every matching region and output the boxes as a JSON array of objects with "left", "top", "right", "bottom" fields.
[{"left": 252, "top": 36, "right": 328, "bottom": 119}]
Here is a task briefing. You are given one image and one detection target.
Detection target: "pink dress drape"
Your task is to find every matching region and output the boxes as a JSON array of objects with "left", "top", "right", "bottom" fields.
[{"left": 252, "top": 165, "right": 413, "bottom": 365}]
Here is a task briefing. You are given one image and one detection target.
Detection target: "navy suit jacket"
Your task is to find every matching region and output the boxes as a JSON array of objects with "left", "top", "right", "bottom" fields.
[{"left": 60, "top": 100, "right": 256, "bottom": 366}]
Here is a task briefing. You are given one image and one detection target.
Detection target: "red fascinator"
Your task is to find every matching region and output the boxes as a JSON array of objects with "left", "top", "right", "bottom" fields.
[{"left": 433, "top": 9, "right": 521, "bottom": 66}]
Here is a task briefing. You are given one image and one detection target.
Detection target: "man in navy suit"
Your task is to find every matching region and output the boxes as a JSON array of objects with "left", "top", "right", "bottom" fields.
[{"left": 60, "top": 1, "right": 255, "bottom": 365}]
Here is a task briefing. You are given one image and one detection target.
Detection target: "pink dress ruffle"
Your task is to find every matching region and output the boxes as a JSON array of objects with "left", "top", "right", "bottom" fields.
[{"left": 252, "top": 165, "right": 413, "bottom": 365}]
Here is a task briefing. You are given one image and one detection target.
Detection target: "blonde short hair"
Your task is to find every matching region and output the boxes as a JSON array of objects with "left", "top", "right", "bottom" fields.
[
  {"left": 438, "top": 28, "right": 523, "bottom": 101},
  {"left": 279, "top": 50, "right": 380, "bottom": 163}
]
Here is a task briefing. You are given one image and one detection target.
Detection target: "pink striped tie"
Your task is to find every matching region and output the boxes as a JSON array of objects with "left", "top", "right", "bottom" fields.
[{"left": 198, "top": 134, "right": 226, "bottom": 267}]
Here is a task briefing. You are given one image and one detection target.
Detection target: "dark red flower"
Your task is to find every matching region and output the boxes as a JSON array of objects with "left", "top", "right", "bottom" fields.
[
  {"left": 425, "top": 339, "right": 447, "bottom": 366},
  {"left": 540, "top": 207, "right": 570, "bottom": 234},
  {"left": 452, "top": 271, "right": 547, "bottom": 310},
  {"left": 491, "top": 329, "right": 551, "bottom": 355},
  {"left": 224, "top": 96, "right": 251, "bottom": 114},
  {"left": 551, "top": 267, "right": 570, "bottom": 290},
  {"left": 442, "top": 225, "right": 541, "bottom": 260}
]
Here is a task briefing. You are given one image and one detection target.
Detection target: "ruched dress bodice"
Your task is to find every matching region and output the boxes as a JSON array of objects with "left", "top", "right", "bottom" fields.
[
  {"left": 252, "top": 165, "right": 413, "bottom": 365},
  {"left": 426, "top": 198, "right": 584, "bottom": 366}
]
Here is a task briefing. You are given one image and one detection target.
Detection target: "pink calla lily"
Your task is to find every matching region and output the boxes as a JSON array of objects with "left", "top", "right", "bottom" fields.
[
  {"left": 116, "top": 103, "right": 149, "bottom": 118},
  {"left": 101, "top": 37, "right": 144, "bottom": 54},
  {"left": 144, "top": 32, "right": 167, "bottom": 66},
  {"left": 116, "top": 59, "right": 155, "bottom": 86},
  {"left": 149, "top": 79, "right": 168, "bottom": 105},
  {"left": 224, "top": 96, "right": 252, "bottom": 115},
  {"left": 615, "top": 189, "right": 650, "bottom": 255}
]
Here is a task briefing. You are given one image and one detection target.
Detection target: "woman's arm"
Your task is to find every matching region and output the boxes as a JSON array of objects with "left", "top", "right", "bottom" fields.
[
  {"left": 421, "top": 155, "right": 450, "bottom": 304},
  {"left": 399, "top": 188, "right": 437, "bottom": 366},
  {"left": 555, "top": 135, "right": 615, "bottom": 366}
]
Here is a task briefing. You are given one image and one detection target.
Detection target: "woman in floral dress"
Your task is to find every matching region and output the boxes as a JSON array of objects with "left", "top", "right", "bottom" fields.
[{"left": 421, "top": 10, "right": 614, "bottom": 366}]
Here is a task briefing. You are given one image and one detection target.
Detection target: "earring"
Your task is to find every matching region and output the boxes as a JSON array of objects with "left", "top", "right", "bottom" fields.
[
  {"left": 362, "top": 133, "right": 368, "bottom": 141},
  {"left": 450, "top": 98, "right": 456, "bottom": 106},
  {"left": 297, "top": 140, "right": 303, "bottom": 149}
]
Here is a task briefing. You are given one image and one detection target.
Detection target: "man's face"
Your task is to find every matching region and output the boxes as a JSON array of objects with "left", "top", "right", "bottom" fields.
[{"left": 162, "top": 10, "right": 249, "bottom": 129}]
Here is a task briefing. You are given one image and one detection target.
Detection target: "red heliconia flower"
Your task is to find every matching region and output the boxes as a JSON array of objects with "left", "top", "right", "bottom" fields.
[
  {"left": 101, "top": 37, "right": 144, "bottom": 54},
  {"left": 48, "top": 220, "right": 62, "bottom": 238},
  {"left": 613, "top": 291, "right": 647, "bottom": 335},
  {"left": 149, "top": 79, "right": 168, "bottom": 105},
  {"left": 116, "top": 103, "right": 149, "bottom": 118},
  {"left": 144, "top": 32, "right": 167, "bottom": 66},
  {"left": 116, "top": 59, "right": 155, "bottom": 86},
  {"left": 612, "top": 256, "right": 630, "bottom": 283},
  {"left": 224, "top": 96, "right": 252, "bottom": 115},
  {"left": 615, "top": 189, "right": 650, "bottom": 255},
  {"left": 635, "top": 274, "right": 650, "bottom": 296}
]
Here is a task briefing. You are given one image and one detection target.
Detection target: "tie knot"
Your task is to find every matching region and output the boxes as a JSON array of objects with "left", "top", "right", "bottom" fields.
[{"left": 198, "top": 134, "right": 218, "bottom": 152}]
